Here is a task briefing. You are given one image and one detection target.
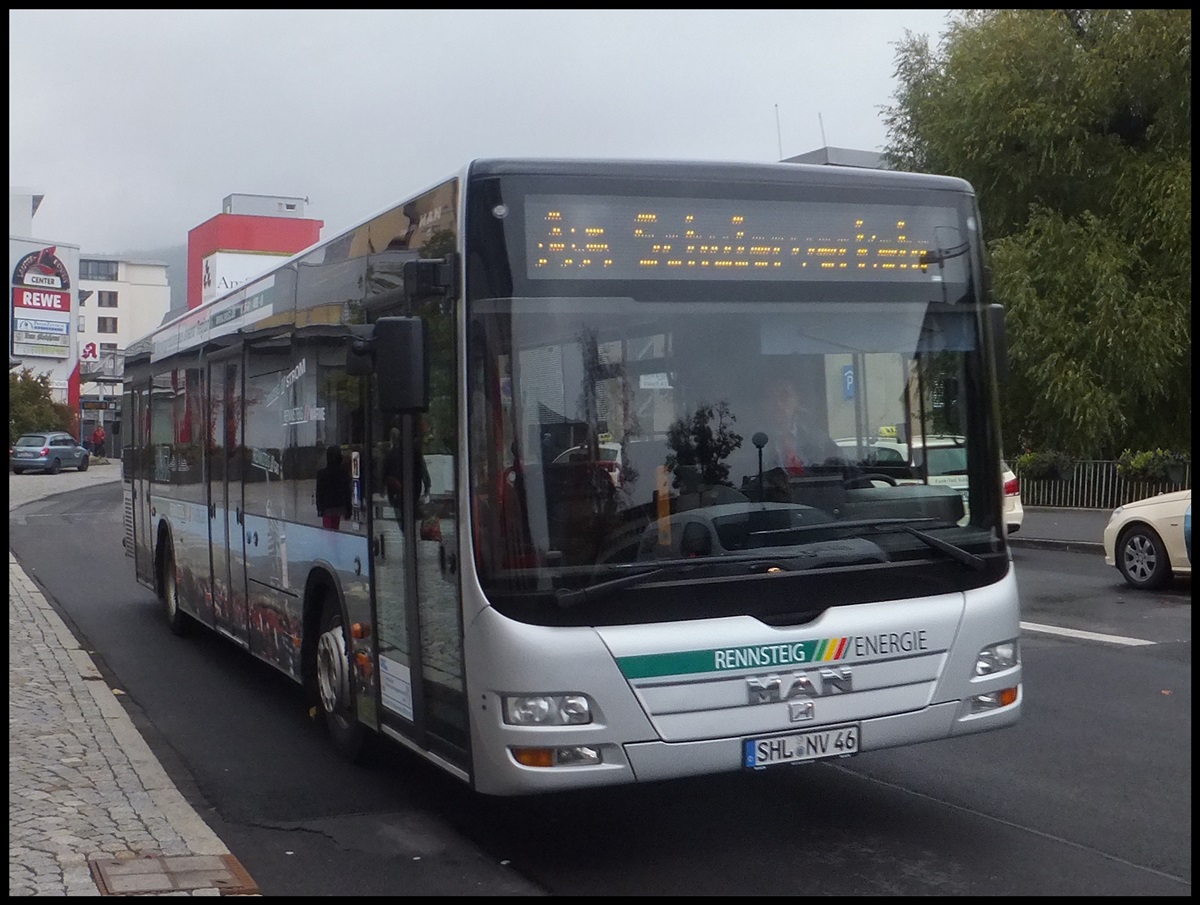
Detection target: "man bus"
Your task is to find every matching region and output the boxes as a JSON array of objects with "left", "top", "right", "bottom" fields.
[{"left": 122, "top": 158, "right": 1021, "bottom": 795}]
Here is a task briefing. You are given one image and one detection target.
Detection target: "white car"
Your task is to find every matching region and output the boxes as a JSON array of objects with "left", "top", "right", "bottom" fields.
[
  {"left": 1001, "top": 460, "right": 1024, "bottom": 535},
  {"left": 1103, "top": 489, "right": 1192, "bottom": 590},
  {"left": 837, "top": 435, "right": 1023, "bottom": 533},
  {"left": 552, "top": 441, "right": 623, "bottom": 487}
]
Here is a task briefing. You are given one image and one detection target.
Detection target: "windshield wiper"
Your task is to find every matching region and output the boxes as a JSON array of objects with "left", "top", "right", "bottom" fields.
[
  {"left": 554, "top": 539, "right": 894, "bottom": 608},
  {"left": 771, "top": 517, "right": 985, "bottom": 571},
  {"left": 820, "top": 518, "right": 986, "bottom": 571},
  {"left": 555, "top": 566, "right": 677, "bottom": 609}
]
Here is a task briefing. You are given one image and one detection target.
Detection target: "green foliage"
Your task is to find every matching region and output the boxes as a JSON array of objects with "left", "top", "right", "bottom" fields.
[
  {"left": 1116, "top": 448, "right": 1190, "bottom": 482},
  {"left": 664, "top": 401, "right": 743, "bottom": 489},
  {"left": 9, "top": 367, "right": 77, "bottom": 443},
  {"left": 882, "top": 10, "right": 1191, "bottom": 458},
  {"left": 1013, "top": 449, "right": 1073, "bottom": 480}
]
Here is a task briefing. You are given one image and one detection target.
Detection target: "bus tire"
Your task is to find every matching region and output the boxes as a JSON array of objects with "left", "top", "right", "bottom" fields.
[
  {"left": 160, "top": 539, "right": 190, "bottom": 636},
  {"left": 315, "top": 593, "right": 367, "bottom": 761}
]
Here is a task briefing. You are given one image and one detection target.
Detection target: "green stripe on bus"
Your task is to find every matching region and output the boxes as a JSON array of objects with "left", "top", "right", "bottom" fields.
[{"left": 617, "top": 639, "right": 846, "bottom": 679}]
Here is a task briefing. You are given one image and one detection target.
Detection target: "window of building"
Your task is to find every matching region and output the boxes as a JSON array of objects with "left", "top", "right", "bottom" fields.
[
  {"left": 97, "top": 317, "right": 118, "bottom": 334},
  {"left": 100, "top": 342, "right": 118, "bottom": 351},
  {"left": 80, "top": 259, "right": 119, "bottom": 281},
  {"left": 97, "top": 291, "right": 119, "bottom": 308}
]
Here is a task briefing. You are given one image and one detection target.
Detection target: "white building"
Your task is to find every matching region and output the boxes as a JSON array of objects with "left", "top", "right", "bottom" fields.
[{"left": 77, "top": 254, "right": 171, "bottom": 445}]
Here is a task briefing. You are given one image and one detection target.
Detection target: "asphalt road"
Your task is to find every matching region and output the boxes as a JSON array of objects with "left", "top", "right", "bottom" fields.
[{"left": 9, "top": 478, "right": 1191, "bottom": 896}]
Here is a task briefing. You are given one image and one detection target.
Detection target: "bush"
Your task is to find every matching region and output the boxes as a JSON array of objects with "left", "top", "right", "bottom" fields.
[
  {"left": 9, "top": 367, "right": 77, "bottom": 442},
  {"left": 1013, "top": 449, "right": 1073, "bottom": 480},
  {"left": 1116, "top": 448, "right": 1190, "bottom": 483}
]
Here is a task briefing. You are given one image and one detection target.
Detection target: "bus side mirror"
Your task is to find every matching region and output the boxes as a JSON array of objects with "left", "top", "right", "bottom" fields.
[
  {"left": 402, "top": 252, "right": 459, "bottom": 301},
  {"left": 375, "top": 316, "right": 429, "bottom": 414}
]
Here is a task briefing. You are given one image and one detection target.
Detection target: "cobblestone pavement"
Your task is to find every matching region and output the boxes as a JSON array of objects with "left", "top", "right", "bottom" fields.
[{"left": 9, "top": 462, "right": 258, "bottom": 896}]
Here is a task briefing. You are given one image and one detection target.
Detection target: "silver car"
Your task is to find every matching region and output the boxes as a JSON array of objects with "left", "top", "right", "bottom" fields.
[{"left": 10, "top": 430, "right": 90, "bottom": 475}]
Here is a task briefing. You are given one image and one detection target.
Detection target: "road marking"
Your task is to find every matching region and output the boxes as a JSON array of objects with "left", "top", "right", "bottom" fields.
[{"left": 1020, "top": 621, "right": 1155, "bottom": 646}]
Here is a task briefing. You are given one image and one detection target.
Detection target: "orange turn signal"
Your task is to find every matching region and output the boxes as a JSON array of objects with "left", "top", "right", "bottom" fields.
[{"left": 511, "top": 747, "right": 556, "bottom": 768}]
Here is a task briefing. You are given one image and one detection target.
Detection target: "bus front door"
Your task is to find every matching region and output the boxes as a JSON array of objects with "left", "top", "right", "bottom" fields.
[
  {"left": 370, "top": 405, "right": 468, "bottom": 766},
  {"left": 208, "top": 354, "right": 250, "bottom": 647}
]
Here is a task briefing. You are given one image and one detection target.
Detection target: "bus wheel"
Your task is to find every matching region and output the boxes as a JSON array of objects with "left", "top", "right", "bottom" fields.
[
  {"left": 161, "top": 541, "right": 189, "bottom": 636},
  {"left": 315, "top": 595, "right": 366, "bottom": 761}
]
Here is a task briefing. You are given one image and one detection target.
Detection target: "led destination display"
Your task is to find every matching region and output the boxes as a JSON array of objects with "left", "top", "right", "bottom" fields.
[{"left": 525, "top": 194, "right": 964, "bottom": 282}]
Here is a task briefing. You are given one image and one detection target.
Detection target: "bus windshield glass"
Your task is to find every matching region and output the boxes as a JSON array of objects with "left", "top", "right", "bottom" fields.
[{"left": 466, "top": 172, "right": 1004, "bottom": 620}]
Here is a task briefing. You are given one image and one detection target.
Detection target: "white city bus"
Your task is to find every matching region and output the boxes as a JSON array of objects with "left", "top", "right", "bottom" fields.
[{"left": 122, "top": 158, "right": 1022, "bottom": 795}]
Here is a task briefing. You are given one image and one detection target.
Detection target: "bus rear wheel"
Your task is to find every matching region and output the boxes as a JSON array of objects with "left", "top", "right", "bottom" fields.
[
  {"left": 160, "top": 540, "right": 189, "bottom": 636},
  {"left": 315, "top": 595, "right": 367, "bottom": 761}
]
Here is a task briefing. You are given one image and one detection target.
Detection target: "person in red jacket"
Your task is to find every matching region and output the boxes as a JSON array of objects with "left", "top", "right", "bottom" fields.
[{"left": 91, "top": 424, "right": 107, "bottom": 460}]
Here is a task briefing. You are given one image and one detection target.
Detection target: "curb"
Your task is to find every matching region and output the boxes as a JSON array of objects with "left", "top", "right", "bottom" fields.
[{"left": 1008, "top": 537, "right": 1105, "bottom": 554}]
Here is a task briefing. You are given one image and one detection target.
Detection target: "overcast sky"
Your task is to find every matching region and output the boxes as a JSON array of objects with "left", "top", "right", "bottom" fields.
[{"left": 9, "top": 9, "right": 953, "bottom": 255}]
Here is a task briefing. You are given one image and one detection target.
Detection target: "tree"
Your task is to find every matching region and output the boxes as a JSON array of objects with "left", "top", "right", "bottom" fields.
[
  {"left": 664, "top": 401, "right": 743, "bottom": 490},
  {"left": 9, "top": 367, "right": 77, "bottom": 442},
  {"left": 882, "top": 9, "right": 1191, "bottom": 457}
]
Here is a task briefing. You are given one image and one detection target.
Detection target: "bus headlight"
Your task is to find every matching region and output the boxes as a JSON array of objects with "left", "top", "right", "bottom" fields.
[
  {"left": 974, "top": 639, "right": 1018, "bottom": 676},
  {"left": 503, "top": 694, "right": 592, "bottom": 725}
]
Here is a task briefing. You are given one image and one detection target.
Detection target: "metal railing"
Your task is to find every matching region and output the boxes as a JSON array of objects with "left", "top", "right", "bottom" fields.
[{"left": 1013, "top": 460, "right": 1191, "bottom": 510}]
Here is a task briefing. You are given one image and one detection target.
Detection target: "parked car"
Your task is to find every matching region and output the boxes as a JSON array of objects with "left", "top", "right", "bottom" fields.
[
  {"left": 836, "top": 434, "right": 1022, "bottom": 532},
  {"left": 552, "top": 441, "right": 623, "bottom": 487},
  {"left": 1001, "top": 460, "right": 1024, "bottom": 535},
  {"left": 10, "top": 431, "right": 90, "bottom": 475},
  {"left": 1103, "top": 489, "right": 1192, "bottom": 590}
]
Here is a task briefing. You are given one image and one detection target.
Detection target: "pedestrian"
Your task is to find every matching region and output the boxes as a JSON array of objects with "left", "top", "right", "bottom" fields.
[
  {"left": 91, "top": 424, "right": 107, "bottom": 460},
  {"left": 315, "top": 446, "right": 352, "bottom": 530}
]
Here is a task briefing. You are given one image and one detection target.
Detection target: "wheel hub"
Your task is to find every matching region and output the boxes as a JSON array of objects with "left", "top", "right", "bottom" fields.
[
  {"left": 317, "top": 626, "right": 350, "bottom": 716},
  {"left": 1125, "top": 537, "right": 1156, "bottom": 581}
]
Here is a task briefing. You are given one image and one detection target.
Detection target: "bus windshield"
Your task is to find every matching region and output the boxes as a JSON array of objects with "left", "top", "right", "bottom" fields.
[{"left": 465, "top": 176, "right": 1004, "bottom": 620}]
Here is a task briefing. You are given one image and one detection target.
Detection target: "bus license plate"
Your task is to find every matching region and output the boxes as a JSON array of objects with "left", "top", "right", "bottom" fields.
[{"left": 743, "top": 724, "right": 860, "bottom": 769}]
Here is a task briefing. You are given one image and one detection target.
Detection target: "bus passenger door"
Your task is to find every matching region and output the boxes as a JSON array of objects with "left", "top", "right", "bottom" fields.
[
  {"left": 130, "top": 382, "right": 155, "bottom": 588},
  {"left": 370, "top": 404, "right": 468, "bottom": 766},
  {"left": 208, "top": 353, "right": 250, "bottom": 646}
]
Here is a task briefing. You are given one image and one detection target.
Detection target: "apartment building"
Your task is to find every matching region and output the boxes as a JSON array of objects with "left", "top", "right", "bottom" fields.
[{"left": 77, "top": 255, "right": 171, "bottom": 449}]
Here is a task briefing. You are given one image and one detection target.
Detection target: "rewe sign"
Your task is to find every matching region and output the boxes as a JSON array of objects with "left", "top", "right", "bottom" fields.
[{"left": 13, "top": 287, "right": 71, "bottom": 311}]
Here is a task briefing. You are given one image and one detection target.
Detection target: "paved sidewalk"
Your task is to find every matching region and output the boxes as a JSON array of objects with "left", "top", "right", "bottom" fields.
[
  {"left": 9, "top": 462, "right": 258, "bottom": 896},
  {"left": 1007, "top": 505, "right": 1111, "bottom": 553}
]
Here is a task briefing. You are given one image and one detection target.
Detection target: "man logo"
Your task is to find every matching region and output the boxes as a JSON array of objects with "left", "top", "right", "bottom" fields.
[{"left": 747, "top": 668, "right": 853, "bottom": 721}]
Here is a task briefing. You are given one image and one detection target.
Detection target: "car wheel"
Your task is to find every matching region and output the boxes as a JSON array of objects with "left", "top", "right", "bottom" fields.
[
  {"left": 47, "top": 458, "right": 61, "bottom": 475},
  {"left": 1116, "top": 524, "right": 1171, "bottom": 590},
  {"left": 12, "top": 468, "right": 23, "bottom": 475},
  {"left": 313, "top": 593, "right": 367, "bottom": 761},
  {"left": 78, "top": 456, "right": 89, "bottom": 472},
  {"left": 160, "top": 541, "right": 190, "bottom": 636}
]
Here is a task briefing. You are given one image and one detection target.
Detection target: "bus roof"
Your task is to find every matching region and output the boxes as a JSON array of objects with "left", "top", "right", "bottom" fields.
[
  {"left": 466, "top": 157, "right": 974, "bottom": 193},
  {"left": 126, "top": 157, "right": 975, "bottom": 366}
]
